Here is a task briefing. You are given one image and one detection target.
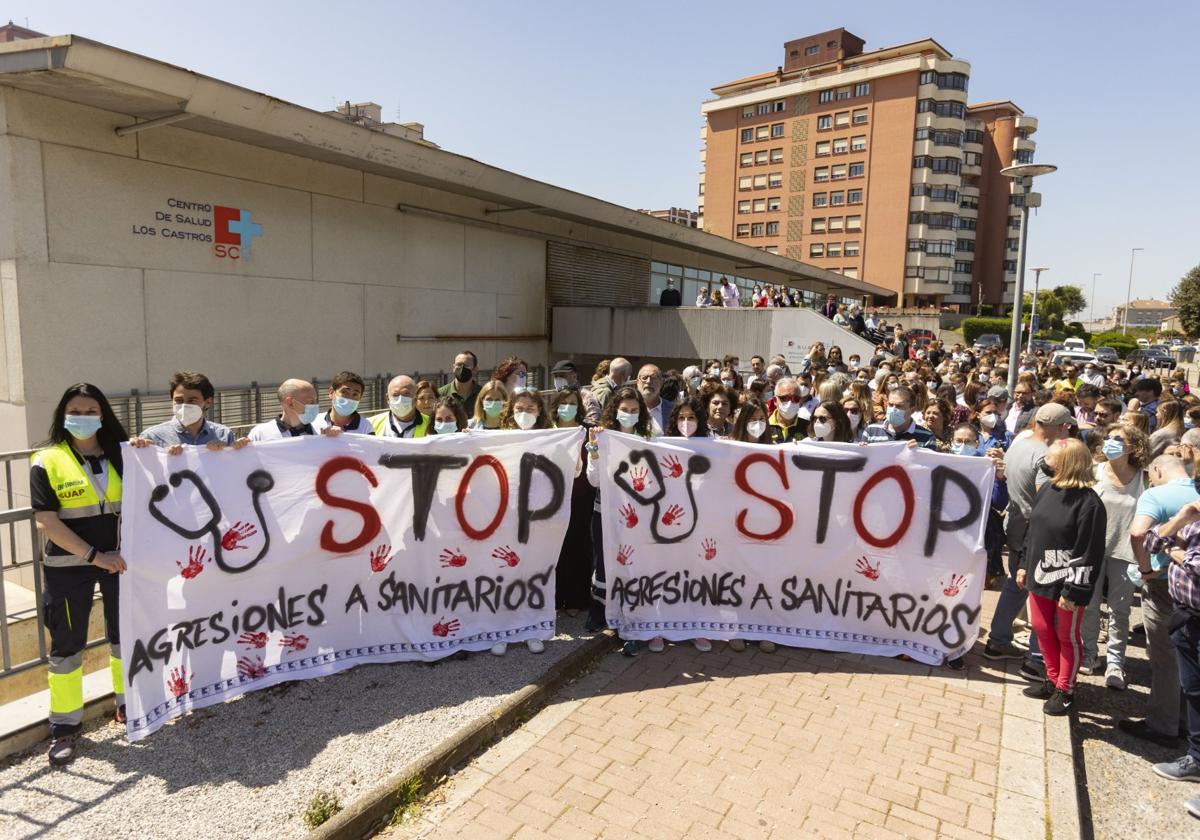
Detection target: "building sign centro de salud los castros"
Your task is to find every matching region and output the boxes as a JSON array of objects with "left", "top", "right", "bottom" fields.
[{"left": 132, "top": 199, "right": 263, "bottom": 261}]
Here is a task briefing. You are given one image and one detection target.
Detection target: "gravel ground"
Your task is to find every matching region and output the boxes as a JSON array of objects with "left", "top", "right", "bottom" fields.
[
  {"left": 1073, "top": 598, "right": 1200, "bottom": 838},
  {"left": 0, "top": 613, "right": 596, "bottom": 840}
]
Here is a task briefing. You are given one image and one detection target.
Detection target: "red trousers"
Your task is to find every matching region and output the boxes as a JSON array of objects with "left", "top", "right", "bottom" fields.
[{"left": 1028, "top": 592, "right": 1084, "bottom": 692}]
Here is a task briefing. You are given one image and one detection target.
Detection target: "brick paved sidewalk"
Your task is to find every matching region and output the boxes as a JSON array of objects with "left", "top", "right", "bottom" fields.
[{"left": 391, "top": 592, "right": 1078, "bottom": 839}]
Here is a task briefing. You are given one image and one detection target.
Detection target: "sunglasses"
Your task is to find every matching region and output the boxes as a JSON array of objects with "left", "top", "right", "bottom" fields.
[{"left": 777, "top": 395, "right": 801, "bottom": 404}]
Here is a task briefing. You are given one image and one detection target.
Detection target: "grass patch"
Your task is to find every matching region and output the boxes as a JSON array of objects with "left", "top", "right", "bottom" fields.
[
  {"left": 302, "top": 790, "right": 342, "bottom": 828},
  {"left": 387, "top": 776, "right": 426, "bottom": 826}
]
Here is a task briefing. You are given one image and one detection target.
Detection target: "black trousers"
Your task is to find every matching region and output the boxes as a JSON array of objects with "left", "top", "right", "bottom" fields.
[{"left": 43, "top": 563, "right": 120, "bottom": 658}]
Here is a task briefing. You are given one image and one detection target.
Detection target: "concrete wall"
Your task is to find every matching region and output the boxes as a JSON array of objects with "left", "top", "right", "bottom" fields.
[{"left": 0, "top": 86, "right": 550, "bottom": 447}]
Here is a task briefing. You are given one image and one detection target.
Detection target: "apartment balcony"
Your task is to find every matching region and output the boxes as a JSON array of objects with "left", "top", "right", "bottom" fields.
[
  {"left": 698, "top": 149, "right": 706, "bottom": 164},
  {"left": 917, "top": 83, "right": 968, "bottom": 104},
  {"left": 906, "top": 251, "right": 954, "bottom": 269},
  {"left": 1009, "top": 179, "right": 1026, "bottom": 195},
  {"left": 904, "top": 275, "right": 953, "bottom": 295},
  {"left": 909, "top": 195, "right": 959, "bottom": 213},
  {"left": 913, "top": 112, "right": 967, "bottom": 132},
  {"left": 699, "top": 124, "right": 708, "bottom": 141},
  {"left": 944, "top": 292, "right": 972, "bottom": 304},
  {"left": 1014, "top": 115, "right": 1038, "bottom": 134},
  {"left": 958, "top": 204, "right": 978, "bottom": 219},
  {"left": 960, "top": 183, "right": 980, "bottom": 198},
  {"left": 910, "top": 168, "right": 964, "bottom": 188},
  {"left": 961, "top": 161, "right": 981, "bottom": 177},
  {"left": 1013, "top": 136, "right": 1036, "bottom": 153}
]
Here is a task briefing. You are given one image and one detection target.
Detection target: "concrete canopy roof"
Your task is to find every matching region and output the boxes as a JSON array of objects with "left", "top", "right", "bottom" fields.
[{"left": 0, "top": 34, "right": 891, "bottom": 300}]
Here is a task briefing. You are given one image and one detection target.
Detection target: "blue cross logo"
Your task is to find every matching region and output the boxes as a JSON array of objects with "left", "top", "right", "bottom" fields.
[{"left": 226, "top": 210, "right": 263, "bottom": 258}]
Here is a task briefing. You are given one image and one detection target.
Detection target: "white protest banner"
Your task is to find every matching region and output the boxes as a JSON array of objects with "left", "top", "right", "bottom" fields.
[
  {"left": 118, "top": 428, "right": 581, "bottom": 740},
  {"left": 597, "top": 435, "right": 994, "bottom": 664}
]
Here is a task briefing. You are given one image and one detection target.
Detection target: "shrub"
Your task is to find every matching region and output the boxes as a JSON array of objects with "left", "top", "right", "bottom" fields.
[
  {"left": 1090, "top": 331, "right": 1138, "bottom": 358},
  {"left": 303, "top": 791, "right": 342, "bottom": 829},
  {"left": 961, "top": 317, "right": 1013, "bottom": 346}
]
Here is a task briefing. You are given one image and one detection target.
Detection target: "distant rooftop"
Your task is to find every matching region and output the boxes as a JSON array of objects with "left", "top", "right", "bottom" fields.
[
  {"left": 1124, "top": 299, "right": 1173, "bottom": 309},
  {"left": 0, "top": 20, "right": 46, "bottom": 42}
]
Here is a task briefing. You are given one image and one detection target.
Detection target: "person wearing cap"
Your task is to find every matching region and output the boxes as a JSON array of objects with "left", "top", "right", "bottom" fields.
[
  {"left": 659, "top": 277, "right": 682, "bottom": 307},
  {"left": 551, "top": 360, "right": 601, "bottom": 425},
  {"left": 986, "top": 385, "right": 1011, "bottom": 440},
  {"left": 983, "top": 402, "right": 1076, "bottom": 671}
]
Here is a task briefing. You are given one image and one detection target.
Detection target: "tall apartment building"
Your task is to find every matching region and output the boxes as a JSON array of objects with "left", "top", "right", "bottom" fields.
[{"left": 699, "top": 28, "right": 1039, "bottom": 309}]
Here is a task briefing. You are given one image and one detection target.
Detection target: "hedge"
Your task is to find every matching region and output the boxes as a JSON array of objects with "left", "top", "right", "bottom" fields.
[
  {"left": 1090, "top": 331, "right": 1138, "bottom": 359},
  {"left": 961, "top": 317, "right": 1013, "bottom": 346}
]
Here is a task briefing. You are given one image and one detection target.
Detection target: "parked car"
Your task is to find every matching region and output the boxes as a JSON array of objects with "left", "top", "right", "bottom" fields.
[
  {"left": 1093, "top": 346, "right": 1120, "bottom": 364},
  {"left": 1050, "top": 351, "right": 1098, "bottom": 369},
  {"left": 1126, "top": 347, "right": 1176, "bottom": 370},
  {"left": 1062, "top": 337, "right": 1086, "bottom": 352},
  {"left": 972, "top": 333, "right": 1003, "bottom": 352},
  {"left": 1136, "top": 338, "right": 1150, "bottom": 349}
]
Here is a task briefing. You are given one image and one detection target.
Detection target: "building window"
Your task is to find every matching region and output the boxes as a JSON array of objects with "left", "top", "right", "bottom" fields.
[
  {"left": 812, "top": 192, "right": 828, "bottom": 207},
  {"left": 698, "top": 183, "right": 705, "bottom": 196},
  {"left": 957, "top": 238, "right": 975, "bottom": 252},
  {"left": 1015, "top": 150, "right": 1035, "bottom": 164},
  {"left": 815, "top": 141, "right": 831, "bottom": 157},
  {"left": 809, "top": 243, "right": 825, "bottom": 257},
  {"left": 843, "top": 267, "right": 859, "bottom": 279},
  {"left": 740, "top": 152, "right": 753, "bottom": 167},
  {"left": 768, "top": 172, "right": 783, "bottom": 188},
  {"left": 811, "top": 217, "right": 826, "bottom": 233},
  {"left": 960, "top": 195, "right": 979, "bottom": 209},
  {"left": 757, "top": 103, "right": 771, "bottom": 116},
  {"left": 914, "top": 156, "right": 962, "bottom": 174},
  {"left": 756, "top": 125, "right": 770, "bottom": 140},
  {"left": 752, "top": 198, "right": 766, "bottom": 212},
  {"left": 828, "top": 242, "right": 843, "bottom": 258},
  {"left": 850, "top": 135, "right": 866, "bottom": 151},
  {"left": 829, "top": 191, "right": 845, "bottom": 206},
  {"left": 750, "top": 223, "right": 764, "bottom": 237},
  {"left": 913, "top": 184, "right": 958, "bottom": 202},
  {"left": 854, "top": 82, "right": 870, "bottom": 97},
  {"left": 917, "top": 99, "right": 966, "bottom": 118},
  {"left": 764, "top": 245, "right": 779, "bottom": 254},
  {"left": 836, "top": 87, "right": 851, "bottom": 101},
  {"left": 736, "top": 224, "right": 750, "bottom": 237},
  {"left": 819, "top": 90, "right": 833, "bottom": 104},
  {"left": 831, "top": 164, "right": 847, "bottom": 180},
  {"left": 774, "top": 100, "right": 786, "bottom": 112},
  {"left": 908, "top": 239, "right": 925, "bottom": 252},
  {"left": 740, "top": 128, "right": 753, "bottom": 142},
  {"left": 847, "top": 189, "right": 863, "bottom": 204},
  {"left": 964, "top": 129, "right": 984, "bottom": 144},
  {"left": 832, "top": 138, "right": 849, "bottom": 154},
  {"left": 925, "top": 240, "right": 953, "bottom": 255},
  {"left": 742, "top": 107, "right": 754, "bottom": 118},
  {"left": 834, "top": 111, "right": 850, "bottom": 128},
  {"left": 805, "top": 44, "right": 820, "bottom": 55},
  {"left": 919, "top": 71, "right": 969, "bottom": 92},
  {"left": 829, "top": 217, "right": 845, "bottom": 232},
  {"left": 770, "top": 122, "right": 785, "bottom": 138},
  {"left": 766, "top": 221, "right": 780, "bottom": 236},
  {"left": 844, "top": 241, "right": 861, "bottom": 257},
  {"left": 846, "top": 215, "right": 861, "bottom": 231},
  {"left": 1009, "top": 216, "right": 1022, "bottom": 229},
  {"left": 738, "top": 200, "right": 751, "bottom": 214},
  {"left": 753, "top": 174, "right": 768, "bottom": 188},
  {"left": 852, "top": 108, "right": 868, "bottom": 125},
  {"left": 964, "top": 151, "right": 982, "bottom": 166},
  {"left": 955, "top": 260, "right": 973, "bottom": 273},
  {"left": 848, "top": 162, "right": 864, "bottom": 177},
  {"left": 755, "top": 150, "right": 769, "bottom": 164},
  {"left": 738, "top": 176, "right": 752, "bottom": 190},
  {"left": 957, "top": 218, "right": 977, "bottom": 231},
  {"left": 1006, "top": 237, "right": 1020, "bottom": 249},
  {"left": 813, "top": 167, "right": 829, "bottom": 182},
  {"left": 1003, "top": 260, "right": 1017, "bottom": 272},
  {"left": 817, "top": 115, "right": 833, "bottom": 130},
  {"left": 767, "top": 196, "right": 781, "bottom": 211},
  {"left": 770, "top": 148, "right": 784, "bottom": 163}
]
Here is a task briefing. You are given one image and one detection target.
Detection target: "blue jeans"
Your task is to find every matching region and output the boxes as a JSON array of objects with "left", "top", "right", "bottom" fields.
[{"left": 989, "top": 547, "right": 1042, "bottom": 660}]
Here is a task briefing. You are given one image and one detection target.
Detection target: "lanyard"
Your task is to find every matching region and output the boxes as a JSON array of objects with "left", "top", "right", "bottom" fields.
[{"left": 79, "top": 454, "right": 121, "bottom": 549}]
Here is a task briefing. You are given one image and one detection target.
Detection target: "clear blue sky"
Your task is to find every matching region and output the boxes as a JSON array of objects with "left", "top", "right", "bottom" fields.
[{"left": 14, "top": 0, "right": 1199, "bottom": 317}]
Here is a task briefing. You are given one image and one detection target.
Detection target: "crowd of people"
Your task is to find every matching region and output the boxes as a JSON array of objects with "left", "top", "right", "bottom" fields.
[{"left": 27, "top": 335, "right": 1200, "bottom": 819}]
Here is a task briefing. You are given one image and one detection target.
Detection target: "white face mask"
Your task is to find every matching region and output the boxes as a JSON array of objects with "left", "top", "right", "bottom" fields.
[
  {"left": 747, "top": 420, "right": 767, "bottom": 439},
  {"left": 777, "top": 399, "right": 800, "bottom": 419},
  {"left": 513, "top": 410, "right": 537, "bottom": 430},
  {"left": 174, "top": 403, "right": 204, "bottom": 426},
  {"left": 616, "top": 410, "right": 640, "bottom": 429},
  {"left": 678, "top": 418, "right": 697, "bottom": 437},
  {"left": 812, "top": 420, "right": 833, "bottom": 440},
  {"left": 389, "top": 395, "right": 414, "bottom": 416},
  {"left": 434, "top": 420, "right": 459, "bottom": 435},
  {"left": 798, "top": 385, "right": 810, "bottom": 398},
  {"left": 846, "top": 411, "right": 861, "bottom": 430},
  {"left": 553, "top": 377, "right": 568, "bottom": 391},
  {"left": 980, "top": 412, "right": 998, "bottom": 429}
]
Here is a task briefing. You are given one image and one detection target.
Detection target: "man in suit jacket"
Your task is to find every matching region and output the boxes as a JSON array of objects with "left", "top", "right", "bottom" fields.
[{"left": 637, "top": 363, "right": 674, "bottom": 436}]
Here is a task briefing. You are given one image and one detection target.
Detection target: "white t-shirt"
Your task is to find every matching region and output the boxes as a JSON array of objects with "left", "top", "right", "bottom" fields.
[{"left": 719, "top": 284, "right": 740, "bottom": 307}]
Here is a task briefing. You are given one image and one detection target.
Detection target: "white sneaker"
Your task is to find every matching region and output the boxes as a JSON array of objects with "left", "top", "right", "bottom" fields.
[
  {"left": 526, "top": 639, "right": 545, "bottom": 654},
  {"left": 693, "top": 638, "right": 712, "bottom": 652},
  {"left": 1077, "top": 655, "right": 1099, "bottom": 676},
  {"left": 490, "top": 642, "right": 508, "bottom": 656},
  {"left": 648, "top": 636, "right": 665, "bottom": 653},
  {"left": 1105, "top": 665, "right": 1126, "bottom": 690}
]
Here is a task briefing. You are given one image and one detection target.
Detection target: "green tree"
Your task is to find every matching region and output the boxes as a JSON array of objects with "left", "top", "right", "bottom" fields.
[
  {"left": 1170, "top": 265, "right": 1200, "bottom": 337},
  {"left": 1051, "top": 285, "right": 1086, "bottom": 317},
  {"left": 1023, "top": 289, "right": 1065, "bottom": 331}
]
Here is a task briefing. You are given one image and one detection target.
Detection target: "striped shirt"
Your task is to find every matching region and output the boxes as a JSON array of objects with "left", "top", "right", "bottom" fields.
[{"left": 1163, "top": 519, "right": 1200, "bottom": 611}]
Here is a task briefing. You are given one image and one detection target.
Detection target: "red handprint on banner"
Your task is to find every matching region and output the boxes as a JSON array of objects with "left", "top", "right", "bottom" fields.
[
  {"left": 369, "top": 543, "right": 393, "bottom": 573},
  {"left": 661, "top": 504, "right": 686, "bottom": 527},
  {"left": 237, "top": 631, "right": 269, "bottom": 650},
  {"left": 616, "top": 544, "right": 634, "bottom": 566},
  {"left": 439, "top": 547, "right": 467, "bottom": 568},
  {"left": 942, "top": 574, "right": 967, "bottom": 597},
  {"left": 237, "top": 656, "right": 267, "bottom": 680},
  {"left": 618, "top": 504, "right": 639, "bottom": 528},
  {"left": 854, "top": 556, "right": 881, "bottom": 581},
  {"left": 699, "top": 538, "right": 717, "bottom": 561},
  {"left": 493, "top": 545, "right": 521, "bottom": 568},
  {"left": 432, "top": 617, "right": 461, "bottom": 638},
  {"left": 166, "top": 667, "right": 191, "bottom": 699},
  {"left": 279, "top": 634, "right": 309, "bottom": 652},
  {"left": 660, "top": 454, "right": 683, "bottom": 479},
  {"left": 176, "top": 545, "right": 209, "bottom": 579},
  {"left": 221, "top": 521, "right": 258, "bottom": 551},
  {"left": 629, "top": 466, "right": 651, "bottom": 492}
]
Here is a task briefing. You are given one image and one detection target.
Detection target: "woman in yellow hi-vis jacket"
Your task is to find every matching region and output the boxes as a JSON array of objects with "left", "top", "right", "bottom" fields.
[{"left": 30, "top": 383, "right": 128, "bottom": 766}]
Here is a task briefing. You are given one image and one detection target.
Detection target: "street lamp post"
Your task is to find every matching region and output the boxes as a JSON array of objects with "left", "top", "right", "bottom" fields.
[
  {"left": 1000, "top": 163, "right": 1058, "bottom": 394},
  {"left": 1090, "top": 272, "right": 1101, "bottom": 324},
  {"left": 1122, "top": 248, "right": 1145, "bottom": 335},
  {"left": 1026, "top": 267, "right": 1049, "bottom": 354}
]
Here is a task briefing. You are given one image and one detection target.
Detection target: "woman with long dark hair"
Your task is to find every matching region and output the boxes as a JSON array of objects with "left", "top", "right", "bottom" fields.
[{"left": 32, "top": 383, "right": 129, "bottom": 766}]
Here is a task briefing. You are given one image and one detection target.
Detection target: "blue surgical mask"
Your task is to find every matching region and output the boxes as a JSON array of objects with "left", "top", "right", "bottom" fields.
[
  {"left": 333, "top": 395, "right": 360, "bottom": 416},
  {"left": 886, "top": 406, "right": 908, "bottom": 427},
  {"left": 1187, "top": 418, "right": 1197, "bottom": 430},
  {"left": 557, "top": 403, "right": 578, "bottom": 422},
  {"left": 950, "top": 442, "right": 977, "bottom": 457},
  {"left": 299, "top": 403, "right": 321, "bottom": 424},
  {"left": 1103, "top": 439, "right": 1126, "bottom": 461},
  {"left": 63, "top": 414, "right": 103, "bottom": 440},
  {"left": 434, "top": 420, "right": 459, "bottom": 435},
  {"left": 483, "top": 399, "right": 504, "bottom": 418},
  {"left": 616, "top": 410, "right": 639, "bottom": 429}
]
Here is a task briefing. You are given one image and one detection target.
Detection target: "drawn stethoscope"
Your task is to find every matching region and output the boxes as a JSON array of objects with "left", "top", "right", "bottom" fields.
[
  {"left": 612, "top": 449, "right": 710, "bottom": 544},
  {"left": 148, "top": 468, "right": 274, "bottom": 573}
]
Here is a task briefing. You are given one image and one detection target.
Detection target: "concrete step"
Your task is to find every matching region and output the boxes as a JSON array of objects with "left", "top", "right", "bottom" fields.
[{"left": 0, "top": 667, "right": 117, "bottom": 759}]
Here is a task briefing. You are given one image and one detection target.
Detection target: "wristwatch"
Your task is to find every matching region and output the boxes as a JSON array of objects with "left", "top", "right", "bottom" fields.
[{"left": 83, "top": 546, "right": 97, "bottom": 564}]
